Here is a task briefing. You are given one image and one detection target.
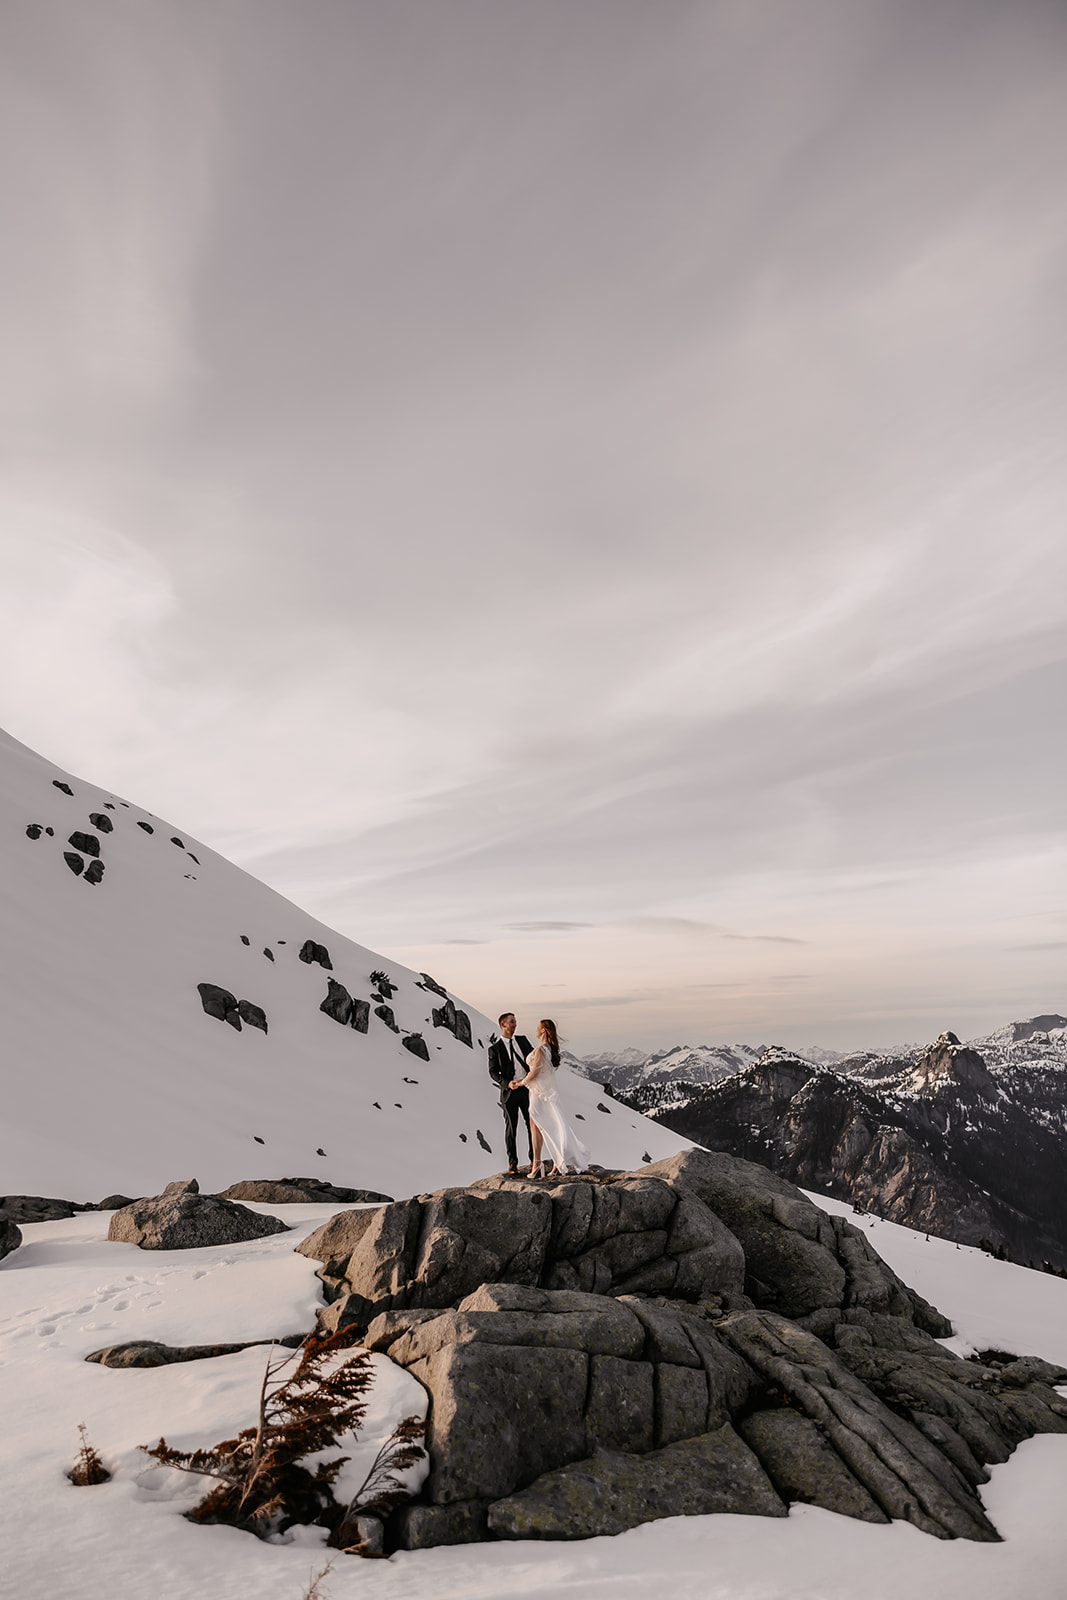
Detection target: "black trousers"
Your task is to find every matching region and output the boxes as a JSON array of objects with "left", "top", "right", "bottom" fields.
[{"left": 500, "top": 1085, "right": 533, "bottom": 1167}]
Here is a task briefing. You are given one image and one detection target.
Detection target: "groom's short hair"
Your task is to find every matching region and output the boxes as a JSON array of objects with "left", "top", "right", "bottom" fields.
[{"left": 498, "top": 1011, "right": 516, "bottom": 1025}]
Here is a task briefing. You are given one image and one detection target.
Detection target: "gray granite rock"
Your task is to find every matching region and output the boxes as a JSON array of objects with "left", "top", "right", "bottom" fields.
[
  {"left": 107, "top": 1185, "right": 289, "bottom": 1250},
  {"left": 738, "top": 1409, "right": 889, "bottom": 1523},
  {"left": 391, "top": 1499, "right": 490, "bottom": 1550},
  {"left": 1, "top": 1217, "right": 22, "bottom": 1260},
  {"left": 410, "top": 1341, "right": 590, "bottom": 1502},
  {"left": 487, "top": 1426, "right": 787, "bottom": 1539}
]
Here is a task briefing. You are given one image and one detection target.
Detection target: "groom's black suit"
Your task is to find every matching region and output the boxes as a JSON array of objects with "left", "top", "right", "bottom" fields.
[{"left": 488, "top": 1033, "right": 534, "bottom": 1169}]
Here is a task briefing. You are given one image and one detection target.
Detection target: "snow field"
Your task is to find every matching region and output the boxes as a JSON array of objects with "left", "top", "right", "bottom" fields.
[{"left": 2, "top": 1201, "right": 1066, "bottom": 1600}]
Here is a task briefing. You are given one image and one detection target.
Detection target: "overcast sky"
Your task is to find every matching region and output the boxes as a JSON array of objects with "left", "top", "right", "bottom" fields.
[{"left": 1, "top": 0, "right": 1065, "bottom": 1053}]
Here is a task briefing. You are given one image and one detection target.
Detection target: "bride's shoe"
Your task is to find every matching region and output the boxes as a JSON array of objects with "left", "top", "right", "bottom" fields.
[{"left": 527, "top": 1163, "right": 545, "bottom": 1179}]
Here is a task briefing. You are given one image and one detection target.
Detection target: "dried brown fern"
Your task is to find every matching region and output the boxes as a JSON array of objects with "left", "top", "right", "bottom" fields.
[{"left": 142, "top": 1327, "right": 424, "bottom": 1543}]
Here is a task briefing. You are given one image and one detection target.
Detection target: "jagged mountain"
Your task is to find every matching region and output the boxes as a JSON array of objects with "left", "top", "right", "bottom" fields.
[
  {"left": 631, "top": 1031, "right": 1067, "bottom": 1269},
  {"left": 571, "top": 1041, "right": 767, "bottom": 1095},
  {"left": 0, "top": 727, "right": 685, "bottom": 1200}
]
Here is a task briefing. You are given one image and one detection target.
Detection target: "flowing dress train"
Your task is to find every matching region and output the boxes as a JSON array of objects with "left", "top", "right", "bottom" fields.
[{"left": 524, "top": 1047, "right": 590, "bottom": 1173}]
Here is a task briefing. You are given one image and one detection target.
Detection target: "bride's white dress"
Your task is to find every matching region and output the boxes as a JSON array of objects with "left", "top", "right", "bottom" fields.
[{"left": 523, "top": 1047, "right": 590, "bottom": 1173}]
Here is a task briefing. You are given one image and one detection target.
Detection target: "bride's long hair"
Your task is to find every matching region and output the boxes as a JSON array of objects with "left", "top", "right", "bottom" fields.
[{"left": 539, "top": 1018, "right": 562, "bottom": 1068}]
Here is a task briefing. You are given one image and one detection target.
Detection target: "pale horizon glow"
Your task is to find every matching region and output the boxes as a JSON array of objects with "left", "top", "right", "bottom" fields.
[{"left": 1, "top": 1, "right": 1065, "bottom": 1053}]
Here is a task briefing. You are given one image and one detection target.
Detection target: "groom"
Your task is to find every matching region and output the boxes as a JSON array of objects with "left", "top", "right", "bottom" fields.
[{"left": 487, "top": 1011, "right": 534, "bottom": 1174}]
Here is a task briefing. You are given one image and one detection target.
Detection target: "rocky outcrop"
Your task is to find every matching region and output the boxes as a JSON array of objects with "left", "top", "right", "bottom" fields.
[
  {"left": 1, "top": 1218, "right": 22, "bottom": 1260},
  {"left": 402, "top": 1033, "right": 430, "bottom": 1062},
  {"left": 643, "top": 1148, "right": 948, "bottom": 1333},
  {"left": 197, "top": 983, "right": 242, "bottom": 1030},
  {"left": 291, "top": 1153, "right": 1067, "bottom": 1552},
  {"left": 299, "top": 940, "right": 333, "bottom": 969},
  {"left": 67, "top": 831, "right": 100, "bottom": 858},
  {"left": 432, "top": 998, "right": 473, "bottom": 1048},
  {"left": 319, "top": 979, "right": 370, "bottom": 1033},
  {"left": 85, "top": 1334, "right": 305, "bottom": 1367},
  {"left": 217, "top": 1179, "right": 393, "bottom": 1205},
  {"left": 107, "top": 1179, "right": 289, "bottom": 1250},
  {"left": 298, "top": 1168, "right": 746, "bottom": 1325}
]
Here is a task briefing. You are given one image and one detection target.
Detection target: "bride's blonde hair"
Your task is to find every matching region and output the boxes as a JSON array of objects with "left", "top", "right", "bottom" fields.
[{"left": 539, "top": 1019, "right": 562, "bottom": 1068}]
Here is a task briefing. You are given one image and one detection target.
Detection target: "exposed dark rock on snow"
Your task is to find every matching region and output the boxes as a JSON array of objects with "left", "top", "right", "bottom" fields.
[
  {"left": 218, "top": 1179, "right": 392, "bottom": 1205},
  {"left": 295, "top": 1151, "right": 1067, "bottom": 1551},
  {"left": 63, "top": 852, "right": 84, "bottom": 876},
  {"left": 1, "top": 1218, "right": 22, "bottom": 1259},
  {"left": 107, "top": 1179, "right": 289, "bottom": 1250},
  {"left": 419, "top": 973, "right": 448, "bottom": 998},
  {"left": 640, "top": 1033, "right": 1067, "bottom": 1269},
  {"left": 197, "top": 982, "right": 242, "bottom": 1030},
  {"left": 88, "top": 812, "right": 113, "bottom": 832},
  {"left": 299, "top": 939, "right": 333, "bottom": 969},
  {"left": 52, "top": 780, "right": 73, "bottom": 795},
  {"left": 170, "top": 836, "right": 185, "bottom": 848},
  {"left": 263, "top": 947, "right": 274, "bottom": 961},
  {"left": 239, "top": 933, "right": 250, "bottom": 945},
  {"left": 137, "top": 820, "right": 153, "bottom": 833},
  {"left": 375, "top": 1004, "right": 400, "bottom": 1033},
  {"left": 25, "top": 823, "right": 42, "bottom": 839},
  {"left": 237, "top": 999, "right": 268, "bottom": 1033},
  {"left": 67, "top": 831, "right": 100, "bottom": 857},
  {"left": 84, "top": 860, "right": 104, "bottom": 885},
  {"left": 432, "top": 998, "right": 473, "bottom": 1048},
  {"left": 1, "top": 1194, "right": 82, "bottom": 1223},
  {"left": 319, "top": 979, "right": 370, "bottom": 1033},
  {"left": 403, "top": 1032, "right": 430, "bottom": 1062},
  {"left": 86, "top": 1334, "right": 304, "bottom": 1367}
]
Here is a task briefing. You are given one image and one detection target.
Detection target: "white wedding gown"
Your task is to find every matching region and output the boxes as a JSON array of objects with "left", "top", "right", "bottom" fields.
[{"left": 523, "top": 1047, "right": 590, "bottom": 1173}]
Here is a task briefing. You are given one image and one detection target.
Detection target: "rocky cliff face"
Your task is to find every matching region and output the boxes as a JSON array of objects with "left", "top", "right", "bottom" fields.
[{"left": 634, "top": 1032, "right": 1067, "bottom": 1269}]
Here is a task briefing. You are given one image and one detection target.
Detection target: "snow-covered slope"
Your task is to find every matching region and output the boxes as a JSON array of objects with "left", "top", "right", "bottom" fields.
[{"left": 0, "top": 727, "right": 685, "bottom": 1200}]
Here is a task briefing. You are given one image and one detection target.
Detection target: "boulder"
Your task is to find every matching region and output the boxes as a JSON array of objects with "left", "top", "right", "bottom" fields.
[
  {"left": 487, "top": 1426, "right": 787, "bottom": 1539},
  {"left": 197, "top": 982, "right": 242, "bottom": 1030},
  {"left": 25, "top": 823, "right": 42, "bottom": 839},
  {"left": 1, "top": 1218, "right": 22, "bottom": 1260},
  {"left": 220, "top": 1179, "right": 393, "bottom": 1206},
  {"left": 85, "top": 1335, "right": 303, "bottom": 1367},
  {"left": 63, "top": 852, "right": 84, "bottom": 876},
  {"left": 320, "top": 978, "right": 354, "bottom": 1025},
  {"left": 84, "top": 860, "right": 105, "bottom": 885},
  {"left": 237, "top": 999, "right": 268, "bottom": 1033},
  {"left": 52, "top": 780, "right": 73, "bottom": 795},
  {"left": 107, "top": 1182, "right": 289, "bottom": 1250},
  {"left": 296, "top": 1205, "right": 389, "bottom": 1268},
  {"left": 374, "top": 1004, "right": 400, "bottom": 1033},
  {"left": 403, "top": 1033, "right": 430, "bottom": 1062},
  {"left": 299, "top": 940, "right": 333, "bottom": 969},
  {"left": 88, "top": 812, "right": 114, "bottom": 832},
  {"left": 1, "top": 1195, "right": 80, "bottom": 1224},
  {"left": 432, "top": 998, "right": 473, "bottom": 1048},
  {"left": 67, "top": 831, "right": 100, "bottom": 858}
]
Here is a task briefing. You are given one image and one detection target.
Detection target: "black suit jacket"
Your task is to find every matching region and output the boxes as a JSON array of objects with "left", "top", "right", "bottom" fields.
[{"left": 488, "top": 1035, "right": 534, "bottom": 1102}]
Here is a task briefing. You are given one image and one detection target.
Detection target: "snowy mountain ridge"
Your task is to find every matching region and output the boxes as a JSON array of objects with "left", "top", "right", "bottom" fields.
[{"left": 0, "top": 726, "right": 685, "bottom": 1201}]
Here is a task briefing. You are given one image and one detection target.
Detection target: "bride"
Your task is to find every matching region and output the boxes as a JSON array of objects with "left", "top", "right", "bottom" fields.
[{"left": 510, "top": 1018, "right": 590, "bottom": 1178}]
